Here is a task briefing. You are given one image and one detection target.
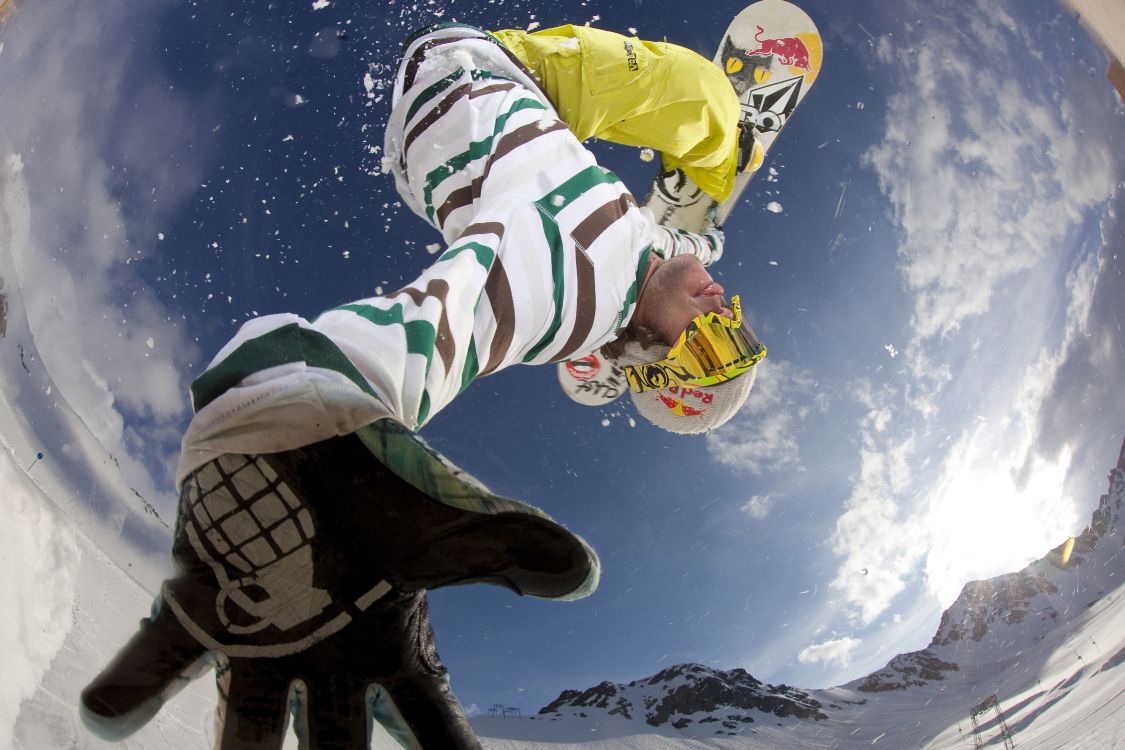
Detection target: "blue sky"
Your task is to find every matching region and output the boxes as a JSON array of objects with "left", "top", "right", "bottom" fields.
[{"left": 2, "top": 0, "right": 1124, "bottom": 721}]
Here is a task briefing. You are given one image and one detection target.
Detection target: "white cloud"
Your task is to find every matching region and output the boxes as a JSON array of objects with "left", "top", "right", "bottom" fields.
[
  {"left": 797, "top": 637, "right": 861, "bottom": 668},
  {"left": 0, "top": 0, "right": 206, "bottom": 497},
  {"left": 822, "top": 0, "right": 1124, "bottom": 629},
  {"left": 829, "top": 383, "right": 926, "bottom": 625},
  {"left": 740, "top": 494, "right": 774, "bottom": 520},
  {"left": 862, "top": 5, "right": 1116, "bottom": 352},
  {"left": 707, "top": 359, "right": 819, "bottom": 475},
  {"left": 829, "top": 247, "right": 1100, "bottom": 620}
]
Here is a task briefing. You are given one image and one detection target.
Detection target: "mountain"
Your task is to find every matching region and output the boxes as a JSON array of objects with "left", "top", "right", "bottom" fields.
[
  {"left": 537, "top": 663, "right": 828, "bottom": 733},
  {"left": 475, "top": 437, "right": 1125, "bottom": 748},
  {"left": 856, "top": 436, "right": 1124, "bottom": 695}
]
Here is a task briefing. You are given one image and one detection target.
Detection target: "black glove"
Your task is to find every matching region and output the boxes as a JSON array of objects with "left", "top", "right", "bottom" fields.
[
  {"left": 82, "top": 587, "right": 479, "bottom": 748},
  {"left": 81, "top": 433, "right": 595, "bottom": 748}
]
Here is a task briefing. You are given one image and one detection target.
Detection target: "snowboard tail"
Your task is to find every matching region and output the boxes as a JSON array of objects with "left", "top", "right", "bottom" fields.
[{"left": 645, "top": 0, "right": 822, "bottom": 232}]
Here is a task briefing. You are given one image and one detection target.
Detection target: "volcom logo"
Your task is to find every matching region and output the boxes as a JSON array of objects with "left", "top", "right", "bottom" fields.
[{"left": 624, "top": 40, "right": 639, "bottom": 72}]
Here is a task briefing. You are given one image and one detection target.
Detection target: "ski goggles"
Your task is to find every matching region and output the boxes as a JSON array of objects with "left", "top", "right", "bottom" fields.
[{"left": 623, "top": 295, "right": 766, "bottom": 394}]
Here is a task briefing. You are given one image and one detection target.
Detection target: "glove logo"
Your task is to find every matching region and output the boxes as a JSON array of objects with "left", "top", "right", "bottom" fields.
[{"left": 182, "top": 455, "right": 333, "bottom": 636}]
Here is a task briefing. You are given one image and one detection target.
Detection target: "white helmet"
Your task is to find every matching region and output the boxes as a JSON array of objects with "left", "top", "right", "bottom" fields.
[{"left": 612, "top": 340, "right": 758, "bottom": 434}]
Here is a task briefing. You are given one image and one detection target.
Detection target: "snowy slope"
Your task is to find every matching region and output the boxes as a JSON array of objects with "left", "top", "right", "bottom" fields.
[{"left": 473, "top": 442, "right": 1125, "bottom": 749}]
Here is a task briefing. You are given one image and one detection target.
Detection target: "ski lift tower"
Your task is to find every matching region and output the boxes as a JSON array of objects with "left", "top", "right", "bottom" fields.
[{"left": 969, "top": 694, "right": 1015, "bottom": 749}]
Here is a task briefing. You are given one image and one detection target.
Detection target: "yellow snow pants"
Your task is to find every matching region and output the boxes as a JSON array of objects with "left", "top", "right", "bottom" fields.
[{"left": 491, "top": 25, "right": 741, "bottom": 203}]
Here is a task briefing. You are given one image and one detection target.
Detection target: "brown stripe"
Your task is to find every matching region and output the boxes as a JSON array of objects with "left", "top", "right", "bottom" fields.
[
  {"left": 480, "top": 255, "right": 516, "bottom": 376},
  {"left": 403, "top": 35, "right": 478, "bottom": 91},
  {"left": 547, "top": 196, "right": 636, "bottom": 361},
  {"left": 400, "top": 28, "right": 552, "bottom": 110},
  {"left": 435, "top": 176, "right": 484, "bottom": 229},
  {"left": 434, "top": 118, "right": 563, "bottom": 228},
  {"left": 552, "top": 248, "right": 598, "bottom": 362},
  {"left": 570, "top": 194, "right": 638, "bottom": 253},
  {"left": 393, "top": 280, "right": 455, "bottom": 376},
  {"left": 469, "top": 81, "right": 517, "bottom": 99},
  {"left": 457, "top": 221, "right": 511, "bottom": 376},
  {"left": 482, "top": 118, "right": 569, "bottom": 184},
  {"left": 405, "top": 81, "right": 516, "bottom": 158},
  {"left": 461, "top": 221, "right": 505, "bottom": 240},
  {"left": 404, "top": 82, "right": 472, "bottom": 155}
]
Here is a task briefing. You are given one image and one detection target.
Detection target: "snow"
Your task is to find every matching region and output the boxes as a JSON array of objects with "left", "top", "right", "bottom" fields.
[
  {"left": 470, "top": 578, "right": 1125, "bottom": 748},
  {"left": 765, "top": 202, "right": 783, "bottom": 214},
  {"left": 0, "top": 445, "right": 80, "bottom": 744},
  {"left": 468, "top": 463, "right": 1125, "bottom": 749}
]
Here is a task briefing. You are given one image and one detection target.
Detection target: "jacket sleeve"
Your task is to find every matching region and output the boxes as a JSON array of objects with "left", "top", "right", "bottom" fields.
[{"left": 649, "top": 221, "right": 725, "bottom": 266}]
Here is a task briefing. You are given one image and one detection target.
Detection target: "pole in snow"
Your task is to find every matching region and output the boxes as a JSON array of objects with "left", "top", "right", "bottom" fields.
[{"left": 26, "top": 451, "right": 44, "bottom": 471}]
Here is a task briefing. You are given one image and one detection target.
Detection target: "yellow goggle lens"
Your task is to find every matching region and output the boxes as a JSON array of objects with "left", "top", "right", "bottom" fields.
[{"left": 624, "top": 295, "right": 766, "bottom": 393}]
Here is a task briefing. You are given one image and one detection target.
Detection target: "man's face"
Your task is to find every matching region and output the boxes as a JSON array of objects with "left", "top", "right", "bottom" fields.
[{"left": 636, "top": 254, "right": 735, "bottom": 345}]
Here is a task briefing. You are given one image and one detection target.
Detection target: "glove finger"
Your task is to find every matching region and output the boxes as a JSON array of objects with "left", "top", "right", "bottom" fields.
[
  {"left": 81, "top": 604, "right": 210, "bottom": 741},
  {"left": 301, "top": 674, "right": 368, "bottom": 750},
  {"left": 384, "top": 676, "right": 481, "bottom": 750},
  {"left": 216, "top": 657, "right": 290, "bottom": 750}
]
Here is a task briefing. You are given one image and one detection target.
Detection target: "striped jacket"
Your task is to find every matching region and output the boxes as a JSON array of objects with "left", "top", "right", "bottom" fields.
[{"left": 176, "top": 27, "right": 722, "bottom": 485}]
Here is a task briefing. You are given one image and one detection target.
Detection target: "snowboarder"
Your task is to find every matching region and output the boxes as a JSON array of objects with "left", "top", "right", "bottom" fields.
[{"left": 80, "top": 24, "right": 765, "bottom": 748}]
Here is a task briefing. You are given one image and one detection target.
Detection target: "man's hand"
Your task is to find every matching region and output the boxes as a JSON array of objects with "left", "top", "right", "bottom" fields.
[
  {"left": 82, "top": 587, "right": 480, "bottom": 748},
  {"left": 81, "top": 433, "right": 594, "bottom": 748}
]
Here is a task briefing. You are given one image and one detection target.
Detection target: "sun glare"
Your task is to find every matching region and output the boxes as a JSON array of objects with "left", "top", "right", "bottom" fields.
[{"left": 923, "top": 443, "right": 1078, "bottom": 607}]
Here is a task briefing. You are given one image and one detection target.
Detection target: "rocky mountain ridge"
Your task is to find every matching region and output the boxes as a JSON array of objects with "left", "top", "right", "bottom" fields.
[
  {"left": 855, "top": 436, "right": 1124, "bottom": 693},
  {"left": 536, "top": 437, "right": 1125, "bottom": 729},
  {"left": 538, "top": 662, "right": 827, "bottom": 734}
]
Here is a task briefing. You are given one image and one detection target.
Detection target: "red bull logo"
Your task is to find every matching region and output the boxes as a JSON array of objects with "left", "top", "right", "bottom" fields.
[
  {"left": 657, "top": 393, "right": 705, "bottom": 417},
  {"left": 746, "top": 24, "right": 811, "bottom": 70},
  {"left": 655, "top": 385, "right": 715, "bottom": 418}
]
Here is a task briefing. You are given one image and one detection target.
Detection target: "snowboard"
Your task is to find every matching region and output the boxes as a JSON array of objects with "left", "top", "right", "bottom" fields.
[
  {"left": 558, "top": 0, "right": 822, "bottom": 407},
  {"left": 645, "top": 0, "right": 822, "bottom": 232}
]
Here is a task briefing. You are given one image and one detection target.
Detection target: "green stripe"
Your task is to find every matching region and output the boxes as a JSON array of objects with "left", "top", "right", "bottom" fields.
[
  {"left": 614, "top": 245, "right": 653, "bottom": 331},
  {"left": 523, "top": 166, "right": 624, "bottom": 362},
  {"left": 336, "top": 302, "right": 438, "bottom": 374},
  {"left": 405, "top": 68, "right": 465, "bottom": 124},
  {"left": 422, "top": 97, "right": 547, "bottom": 221},
  {"left": 190, "top": 323, "right": 379, "bottom": 413},
  {"left": 459, "top": 336, "right": 480, "bottom": 394},
  {"left": 439, "top": 241, "right": 495, "bottom": 270},
  {"left": 537, "top": 165, "right": 622, "bottom": 218},
  {"left": 405, "top": 67, "right": 502, "bottom": 124},
  {"left": 337, "top": 302, "right": 440, "bottom": 427},
  {"left": 524, "top": 205, "right": 567, "bottom": 362}
]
